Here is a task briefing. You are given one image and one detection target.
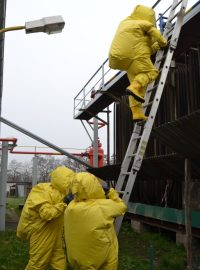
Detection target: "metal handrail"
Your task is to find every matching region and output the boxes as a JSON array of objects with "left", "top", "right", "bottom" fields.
[{"left": 73, "top": 58, "right": 120, "bottom": 117}]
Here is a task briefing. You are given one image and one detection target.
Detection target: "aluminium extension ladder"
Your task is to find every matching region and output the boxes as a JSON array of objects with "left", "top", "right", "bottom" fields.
[{"left": 115, "top": 0, "right": 188, "bottom": 234}]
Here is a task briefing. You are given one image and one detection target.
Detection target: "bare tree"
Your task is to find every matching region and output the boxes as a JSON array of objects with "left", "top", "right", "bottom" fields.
[
  {"left": 21, "top": 162, "right": 32, "bottom": 183},
  {"left": 36, "top": 156, "right": 62, "bottom": 182},
  {"left": 61, "top": 156, "right": 86, "bottom": 172},
  {"left": 7, "top": 159, "right": 23, "bottom": 182},
  {"left": 7, "top": 154, "right": 87, "bottom": 185}
]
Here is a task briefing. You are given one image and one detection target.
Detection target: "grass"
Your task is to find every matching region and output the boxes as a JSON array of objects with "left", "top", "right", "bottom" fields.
[
  {"left": 0, "top": 223, "right": 187, "bottom": 270},
  {"left": 118, "top": 222, "right": 186, "bottom": 270},
  {"left": 0, "top": 230, "right": 29, "bottom": 270},
  {"left": 0, "top": 198, "right": 188, "bottom": 269},
  {"left": 6, "top": 197, "right": 24, "bottom": 218},
  {"left": 6, "top": 197, "right": 24, "bottom": 209},
  {"left": 6, "top": 197, "right": 24, "bottom": 211}
]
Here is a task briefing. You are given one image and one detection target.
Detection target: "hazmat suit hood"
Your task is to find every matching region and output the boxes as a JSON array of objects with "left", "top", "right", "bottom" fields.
[
  {"left": 130, "top": 5, "right": 156, "bottom": 26},
  {"left": 72, "top": 172, "right": 106, "bottom": 201},
  {"left": 50, "top": 166, "right": 75, "bottom": 195}
]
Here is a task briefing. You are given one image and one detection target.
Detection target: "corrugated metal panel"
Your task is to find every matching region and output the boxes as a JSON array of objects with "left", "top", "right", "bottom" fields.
[{"left": 153, "top": 110, "right": 200, "bottom": 159}]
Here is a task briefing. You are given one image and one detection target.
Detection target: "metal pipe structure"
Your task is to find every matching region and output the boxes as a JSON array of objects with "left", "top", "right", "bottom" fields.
[
  {"left": 32, "top": 155, "right": 38, "bottom": 187},
  {"left": 0, "top": 116, "right": 92, "bottom": 168},
  {"left": 106, "top": 107, "right": 110, "bottom": 165},
  {"left": 10, "top": 150, "right": 84, "bottom": 156},
  {"left": 184, "top": 158, "right": 193, "bottom": 270},
  {"left": 0, "top": 139, "right": 85, "bottom": 156}
]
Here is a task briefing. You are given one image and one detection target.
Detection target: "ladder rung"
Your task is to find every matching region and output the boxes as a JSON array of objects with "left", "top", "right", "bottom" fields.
[
  {"left": 117, "top": 190, "right": 125, "bottom": 195},
  {"left": 156, "top": 54, "right": 167, "bottom": 63},
  {"left": 128, "top": 153, "right": 136, "bottom": 158},
  {"left": 143, "top": 101, "right": 153, "bottom": 108},
  {"left": 133, "top": 136, "right": 141, "bottom": 140},
  {"left": 121, "top": 171, "right": 131, "bottom": 175},
  {"left": 136, "top": 120, "right": 146, "bottom": 126},
  {"left": 169, "top": 11, "right": 179, "bottom": 23},
  {"left": 158, "top": 67, "right": 163, "bottom": 74},
  {"left": 166, "top": 26, "right": 175, "bottom": 36},
  {"left": 167, "top": 38, "right": 173, "bottom": 44},
  {"left": 168, "top": 38, "right": 178, "bottom": 50},
  {"left": 147, "top": 84, "right": 158, "bottom": 93}
]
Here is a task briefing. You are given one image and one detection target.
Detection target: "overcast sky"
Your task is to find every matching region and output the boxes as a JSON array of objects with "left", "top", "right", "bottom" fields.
[{"left": 1, "top": 0, "right": 197, "bottom": 162}]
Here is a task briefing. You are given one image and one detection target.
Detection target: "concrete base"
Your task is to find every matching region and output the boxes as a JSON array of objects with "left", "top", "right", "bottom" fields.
[
  {"left": 131, "top": 219, "right": 147, "bottom": 233},
  {"left": 176, "top": 231, "right": 187, "bottom": 248}
]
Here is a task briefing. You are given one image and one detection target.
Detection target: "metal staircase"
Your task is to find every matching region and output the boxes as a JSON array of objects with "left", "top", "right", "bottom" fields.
[{"left": 115, "top": 0, "right": 188, "bottom": 234}]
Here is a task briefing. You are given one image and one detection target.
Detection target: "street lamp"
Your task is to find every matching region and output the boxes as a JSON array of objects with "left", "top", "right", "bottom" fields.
[
  {"left": 0, "top": 15, "right": 65, "bottom": 34},
  {"left": 0, "top": 15, "right": 65, "bottom": 231}
]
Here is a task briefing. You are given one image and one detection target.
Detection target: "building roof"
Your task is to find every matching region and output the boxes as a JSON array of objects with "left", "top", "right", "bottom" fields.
[{"left": 153, "top": 110, "right": 200, "bottom": 159}]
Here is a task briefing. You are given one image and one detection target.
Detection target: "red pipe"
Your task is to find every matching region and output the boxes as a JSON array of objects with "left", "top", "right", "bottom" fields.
[
  {"left": 0, "top": 137, "right": 86, "bottom": 156},
  {"left": 0, "top": 138, "right": 17, "bottom": 143},
  {"left": 10, "top": 150, "right": 84, "bottom": 156},
  {"left": 87, "top": 121, "right": 105, "bottom": 129}
]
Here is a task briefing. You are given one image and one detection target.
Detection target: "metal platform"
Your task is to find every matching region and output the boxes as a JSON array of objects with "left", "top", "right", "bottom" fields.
[{"left": 74, "top": 1, "right": 200, "bottom": 121}]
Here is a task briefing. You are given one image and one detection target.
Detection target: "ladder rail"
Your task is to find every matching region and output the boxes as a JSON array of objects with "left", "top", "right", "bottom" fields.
[
  {"left": 115, "top": 124, "right": 142, "bottom": 191},
  {"left": 144, "top": 0, "right": 187, "bottom": 117},
  {"left": 132, "top": 48, "right": 176, "bottom": 172}
]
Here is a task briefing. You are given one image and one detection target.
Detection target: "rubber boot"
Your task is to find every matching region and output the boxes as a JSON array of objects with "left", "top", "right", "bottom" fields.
[
  {"left": 130, "top": 104, "right": 148, "bottom": 121},
  {"left": 126, "top": 80, "right": 145, "bottom": 103}
]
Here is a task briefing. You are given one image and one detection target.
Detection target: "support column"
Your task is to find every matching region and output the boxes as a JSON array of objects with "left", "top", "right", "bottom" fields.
[
  {"left": 93, "top": 117, "right": 98, "bottom": 167},
  {"left": 32, "top": 155, "right": 38, "bottom": 187},
  {"left": 106, "top": 106, "right": 110, "bottom": 165},
  {"left": 131, "top": 219, "right": 147, "bottom": 233},
  {"left": 184, "top": 158, "right": 192, "bottom": 270},
  {"left": 0, "top": 141, "right": 9, "bottom": 231}
]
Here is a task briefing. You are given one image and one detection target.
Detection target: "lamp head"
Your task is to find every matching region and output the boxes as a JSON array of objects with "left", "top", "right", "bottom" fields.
[{"left": 25, "top": 15, "right": 65, "bottom": 34}]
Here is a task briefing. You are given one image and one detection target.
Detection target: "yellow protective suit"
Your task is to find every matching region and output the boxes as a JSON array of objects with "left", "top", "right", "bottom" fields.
[
  {"left": 109, "top": 5, "right": 167, "bottom": 120},
  {"left": 64, "top": 172, "right": 127, "bottom": 270},
  {"left": 17, "top": 166, "right": 76, "bottom": 270}
]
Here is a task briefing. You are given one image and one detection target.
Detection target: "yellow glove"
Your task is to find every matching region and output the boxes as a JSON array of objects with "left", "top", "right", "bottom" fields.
[
  {"left": 39, "top": 202, "right": 67, "bottom": 220},
  {"left": 151, "top": 41, "right": 161, "bottom": 54},
  {"left": 107, "top": 188, "right": 120, "bottom": 201},
  {"left": 54, "top": 202, "right": 67, "bottom": 213}
]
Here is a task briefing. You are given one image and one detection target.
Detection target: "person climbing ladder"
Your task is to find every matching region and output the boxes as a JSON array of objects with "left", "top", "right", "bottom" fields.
[{"left": 109, "top": 4, "right": 167, "bottom": 121}]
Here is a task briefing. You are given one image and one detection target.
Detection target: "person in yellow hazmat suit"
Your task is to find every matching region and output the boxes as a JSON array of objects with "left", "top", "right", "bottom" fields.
[
  {"left": 64, "top": 172, "right": 127, "bottom": 270},
  {"left": 109, "top": 5, "right": 167, "bottom": 121},
  {"left": 17, "top": 166, "right": 76, "bottom": 270}
]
